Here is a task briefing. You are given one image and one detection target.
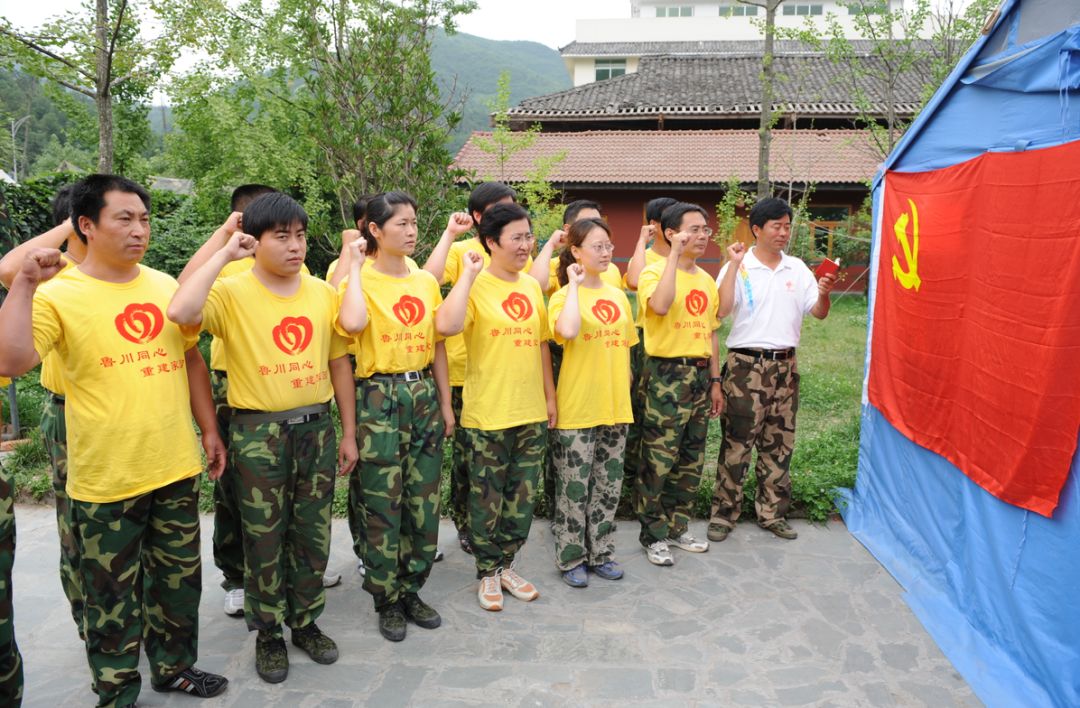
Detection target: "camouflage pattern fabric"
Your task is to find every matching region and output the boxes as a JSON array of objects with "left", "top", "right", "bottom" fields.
[
  {"left": 0, "top": 462, "right": 23, "bottom": 708},
  {"left": 542, "top": 343, "right": 565, "bottom": 516},
  {"left": 462, "top": 423, "right": 546, "bottom": 577},
  {"left": 635, "top": 357, "right": 710, "bottom": 547},
  {"left": 550, "top": 425, "right": 627, "bottom": 571},
  {"left": 352, "top": 377, "right": 444, "bottom": 610},
  {"left": 445, "top": 386, "right": 469, "bottom": 533},
  {"left": 40, "top": 396, "right": 83, "bottom": 636},
  {"left": 232, "top": 415, "right": 335, "bottom": 638},
  {"left": 72, "top": 476, "right": 201, "bottom": 708},
  {"left": 711, "top": 351, "right": 800, "bottom": 529},
  {"left": 622, "top": 335, "right": 646, "bottom": 482},
  {"left": 210, "top": 370, "right": 244, "bottom": 591}
]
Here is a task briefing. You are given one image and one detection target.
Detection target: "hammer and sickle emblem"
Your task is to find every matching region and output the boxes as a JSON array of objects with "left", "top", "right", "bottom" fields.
[{"left": 891, "top": 198, "right": 921, "bottom": 292}]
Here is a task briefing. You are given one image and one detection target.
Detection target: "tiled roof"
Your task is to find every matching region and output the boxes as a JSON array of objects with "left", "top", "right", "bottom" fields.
[
  {"left": 510, "top": 54, "right": 926, "bottom": 119},
  {"left": 559, "top": 39, "right": 935, "bottom": 57},
  {"left": 453, "top": 129, "right": 881, "bottom": 185}
]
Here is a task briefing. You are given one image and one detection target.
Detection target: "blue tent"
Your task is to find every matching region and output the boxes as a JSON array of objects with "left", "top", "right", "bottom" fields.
[{"left": 840, "top": 1, "right": 1080, "bottom": 706}]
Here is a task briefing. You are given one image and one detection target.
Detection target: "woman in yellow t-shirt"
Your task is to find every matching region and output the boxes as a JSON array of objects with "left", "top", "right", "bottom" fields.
[
  {"left": 338, "top": 191, "right": 453, "bottom": 642},
  {"left": 435, "top": 202, "right": 556, "bottom": 612},
  {"left": 548, "top": 218, "right": 637, "bottom": 587}
]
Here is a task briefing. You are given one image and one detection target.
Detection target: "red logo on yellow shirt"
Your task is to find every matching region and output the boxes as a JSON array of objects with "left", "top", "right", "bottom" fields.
[
  {"left": 592, "top": 299, "right": 621, "bottom": 325},
  {"left": 393, "top": 295, "right": 426, "bottom": 327},
  {"left": 115, "top": 303, "right": 164, "bottom": 345},
  {"left": 685, "top": 289, "right": 708, "bottom": 316},
  {"left": 272, "top": 316, "right": 313, "bottom": 355},
  {"left": 501, "top": 293, "right": 533, "bottom": 323}
]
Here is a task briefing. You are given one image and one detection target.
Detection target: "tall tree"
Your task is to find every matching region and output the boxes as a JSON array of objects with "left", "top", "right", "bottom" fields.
[{"left": 739, "top": 0, "right": 785, "bottom": 200}]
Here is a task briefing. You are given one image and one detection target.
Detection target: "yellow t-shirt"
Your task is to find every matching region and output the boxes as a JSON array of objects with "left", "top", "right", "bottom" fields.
[
  {"left": 627, "top": 248, "right": 667, "bottom": 327},
  {"left": 38, "top": 257, "right": 78, "bottom": 396},
  {"left": 202, "top": 271, "right": 349, "bottom": 412},
  {"left": 337, "top": 268, "right": 443, "bottom": 378},
  {"left": 0, "top": 376, "right": 10, "bottom": 388},
  {"left": 326, "top": 255, "right": 419, "bottom": 281},
  {"left": 31, "top": 265, "right": 203, "bottom": 503},
  {"left": 637, "top": 262, "right": 720, "bottom": 359},
  {"left": 547, "top": 261, "right": 622, "bottom": 293},
  {"left": 548, "top": 284, "right": 638, "bottom": 429},
  {"left": 461, "top": 270, "right": 550, "bottom": 430}
]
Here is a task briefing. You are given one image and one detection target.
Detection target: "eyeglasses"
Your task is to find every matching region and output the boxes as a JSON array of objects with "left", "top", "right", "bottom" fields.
[
  {"left": 585, "top": 242, "right": 615, "bottom": 254},
  {"left": 686, "top": 226, "right": 714, "bottom": 237},
  {"left": 505, "top": 233, "right": 535, "bottom": 247}
]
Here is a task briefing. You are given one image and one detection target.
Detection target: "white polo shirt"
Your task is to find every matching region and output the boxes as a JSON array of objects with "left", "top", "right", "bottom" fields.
[{"left": 716, "top": 248, "right": 818, "bottom": 350}]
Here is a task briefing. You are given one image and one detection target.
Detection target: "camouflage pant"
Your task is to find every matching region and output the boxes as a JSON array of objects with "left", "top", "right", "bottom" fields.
[
  {"left": 622, "top": 335, "right": 646, "bottom": 481},
  {"left": 635, "top": 357, "right": 710, "bottom": 547},
  {"left": 72, "top": 475, "right": 202, "bottom": 708},
  {"left": 542, "top": 342, "right": 564, "bottom": 517},
  {"left": 353, "top": 377, "right": 444, "bottom": 610},
  {"left": 0, "top": 463, "right": 23, "bottom": 708},
  {"left": 446, "top": 386, "right": 469, "bottom": 532},
  {"left": 232, "top": 414, "right": 335, "bottom": 636},
  {"left": 550, "top": 425, "right": 627, "bottom": 571},
  {"left": 40, "top": 395, "right": 83, "bottom": 636},
  {"left": 711, "top": 351, "right": 799, "bottom": 528},
  {"left": 210, "top": 371, "right": 244, "bottom": 591},
  {"left": 463, "top": 423, "right": 546, "bottom": 577}
]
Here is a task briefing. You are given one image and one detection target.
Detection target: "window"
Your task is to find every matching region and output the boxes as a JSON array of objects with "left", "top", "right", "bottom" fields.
[
  {"left": 719, "top": 4, "right": 758, "bottom": 16},
  {"left": 782, "top": 3, "right": 824, "bottom": 15},
  {"left": 595, "top": 59, "right": 627, "bottom": 81},
  {"left": 656, "top": 6, "right": 693, "bottom": 17},
  {"left": 848, "top": 1, "right": 888, "bottom": 14}
]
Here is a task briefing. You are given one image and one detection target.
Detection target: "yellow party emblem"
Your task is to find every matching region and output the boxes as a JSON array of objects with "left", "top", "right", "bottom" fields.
[{"left": 891, "top": 198, "right": 921, "bottom": 292}]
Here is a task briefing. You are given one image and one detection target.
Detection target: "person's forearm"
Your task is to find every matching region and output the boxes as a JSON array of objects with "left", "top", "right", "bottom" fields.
[
  {"left": 329, "top": 245, "right": 350, "bottom": 288},
  {"left": 554, "top": 286, "right": 581, "bottom": 340},
  {"left": 649, "top": 257, "right": 680, "bottom": 315},
  {"left": 541, "top": 342, "right": 557, "bottom": 403},
  {"left": 338, "top": 265, "right": 367, "bottom": 333},
  {"left": 178, "top": 224, "right": 233, "bottom": 283},
  {"left": 330, "top": 356, "right": 357, "bottom": 438},
  {"left": 0, "top": 221, "right": 74, "bottom": 289},
  {"left": 0, "top": 273, "right": 43, "bottom": 376},
  {"left": 711, "top": 332, "right": 722, "bottom": 378},
  {"left": 812, "top": 293, "right": 832, "bottom": 320},
  {"left": 432, "top": 342, "right": 451, "bottom": 406},
  {"left": 435, "top": 276, "right": 474, "bottom": 336},
  {"left": 529, "top": 240, "right": 557, "bottom": 293},
  {"left": 626, "top": 238, "right": 649, "bottom": 291},
  {"left": 168, "top": 250, "right": 231, "bottom": 325},
  {"left": 423, "top": 228, "right": 457, "bottom": 282},
  {"left": 185, "top": 346, "right": 218, "bottom": 437},
  {"left": 717, "top": 266, "right": 738, "bottom": 318}
]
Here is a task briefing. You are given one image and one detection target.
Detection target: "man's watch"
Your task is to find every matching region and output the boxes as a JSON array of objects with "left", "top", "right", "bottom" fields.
[{"left": 710, "top": 377, "right": 722, "bottom": 385}]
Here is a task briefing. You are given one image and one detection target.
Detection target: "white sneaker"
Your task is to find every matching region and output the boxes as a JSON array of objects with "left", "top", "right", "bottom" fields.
[
  {"left": 356, "top": 559, "right": 366, "bottom": 577},
  {"left": 322, "top": 572, "right": 342, "bottom": 588},
  {"left": 434, "top": 546, "right": 445, "bottom": 562},
  {"left": 499, "top": 566, "right": 539, "bottom": 602},
  {"left": 223, "top": 588, "right": 244, "bottom": 616},
  {"left": 667, "top": 532, "right": 709, "bottom": 553},
  {"left": 645, "top": 540, "right": 674, "bottom": 566},
  {"left": 478, "top": 574, "right": 503, "bottom": 611}
]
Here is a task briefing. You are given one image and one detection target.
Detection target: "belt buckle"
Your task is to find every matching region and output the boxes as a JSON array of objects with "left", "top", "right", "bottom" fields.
[
  {"left": 285, "top": 415, "right": 305, "bottom": 425},
  {"left": 403, "top": 370, "right": 421, "bottom": 383}
]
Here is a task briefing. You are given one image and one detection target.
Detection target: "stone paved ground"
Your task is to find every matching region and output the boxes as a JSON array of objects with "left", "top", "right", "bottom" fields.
[{"left": 11, "top": 506, "right": 978, "bottom": 707}]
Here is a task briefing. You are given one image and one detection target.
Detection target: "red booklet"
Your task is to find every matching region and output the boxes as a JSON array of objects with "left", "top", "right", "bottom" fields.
[{"left": 815, "top": 257, "right": 840, "bottom": 279}]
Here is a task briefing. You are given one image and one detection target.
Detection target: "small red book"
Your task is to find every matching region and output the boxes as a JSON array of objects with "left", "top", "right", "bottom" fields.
[{"left": 815, "top": 257, "right": 840, "bottom": 279}]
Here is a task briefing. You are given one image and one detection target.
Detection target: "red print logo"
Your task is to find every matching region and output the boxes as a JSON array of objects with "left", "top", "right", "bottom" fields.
[
  {"left": 591, "top": 299, "right": 621, "bottom": 325},
  {"left": 272, "top": 316, "right": 313, "bottom": 355},
  {"left": 393, "top": 295, "right": 426, "bottom": 327},
  {"left": 115, "top": 303, "right": 164, "bottom": 345},
  {"left": 501, "top": 293, "right": 534, "bottom": 323},
  {"left": 685, "top": 289, "right": 708, "bottom": 317}
]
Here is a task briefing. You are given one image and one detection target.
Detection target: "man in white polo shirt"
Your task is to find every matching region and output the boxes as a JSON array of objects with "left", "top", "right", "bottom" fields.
[{"left": 709, "top": 198, "right": 837, "bottom": 541}]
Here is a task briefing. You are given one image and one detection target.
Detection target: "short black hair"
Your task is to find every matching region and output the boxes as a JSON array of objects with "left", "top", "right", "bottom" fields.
[
  {"left": 562, "top": 199, "right": 601, "bottom": 226},
  {"left": 748, "top": 197, "right": 794, "bottom": 232},
  {"left": 70, "top": 174, "right": 151, "bottom": 244},
  {"left": 645, "top": 197, "right": 677, "bottom": 224},
  {"left": 352, "top": 193, "right": 378, "bottom": 227},
  {"left": 659, "top": 202, "right": 709, "bottom": 243},
  {"left": 364, "top": 191, "right": 418, "bottom": 257},
  {"left": 51, "top": 185, "right": 75, "bottom": 227},
  {"left": 230, "top": 183, "right": 276, "bottom": 213},
  {"left": 477, "top": 202, "right": 530, "bottom": 255},
  {"left": 468, "top": 182, "right": 516, "bottom": 221},
  {"left": 242, "top": 192, "right": 308, "bottom": 241}
]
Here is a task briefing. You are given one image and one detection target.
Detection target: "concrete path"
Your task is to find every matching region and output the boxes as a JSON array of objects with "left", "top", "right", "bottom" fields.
[{"left": 11, "top": 506, "right": 977, "bottom": 707}]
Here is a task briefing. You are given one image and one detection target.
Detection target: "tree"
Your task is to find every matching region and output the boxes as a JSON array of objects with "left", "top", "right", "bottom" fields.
[{"left": 739, "top": 0, "right": 786, "bottom": 200}]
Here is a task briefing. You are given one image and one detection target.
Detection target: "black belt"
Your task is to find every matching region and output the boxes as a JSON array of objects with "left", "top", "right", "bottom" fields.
[
  {"left": 361, "top": 368, "right": 431, "bottom": 384},
  {"left": 230, "top": 403, "right": 329, "bottom": 425},
  {"left": 651, "top": 356, "right": 710, "bottom": 368},
  {"left": 51, "top": 394, "right": 66, "bottom": 406},
  {"left": 730, "top": 348, "right": 795, "bottom": 361}
]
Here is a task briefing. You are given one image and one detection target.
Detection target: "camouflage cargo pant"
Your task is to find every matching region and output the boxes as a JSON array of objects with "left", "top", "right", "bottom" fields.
[
  {"left": 353, "top": 376, "right": 444, "bottom": 610},
  {"left": 463, "top": 423, "right": 546, "bottom": 577},
  {"left": 40, "top": 394, "right": 83, "bottom": 636},
  {"left": 210, "top": 370, "right": 244, "bottom": 591},
  {"left": 550, "top": 425, "right": 627, "bottom": 571},
  {"left": 622, "top": 335, "right": 647, "bottom": 482},
  {"left": 541, "top": 342, "right": 564, "bottom": 516},
  {"left": 445, "top": 386, "right": 469, "bottom": 533},
  {"left": 72, "top": 475, "right": 202, "bottom": 708},
  {"left": 635, "top": 357, "right": 710, "bottom": 547},
  {"left": 232, "top": 414, "right": 335, "bottom": 637},
  {"left": 0, "top": 463, "right": 23, "bottom": 708},
  {"left": 711, "top": 351, "right": 799, "bottom": 529}
]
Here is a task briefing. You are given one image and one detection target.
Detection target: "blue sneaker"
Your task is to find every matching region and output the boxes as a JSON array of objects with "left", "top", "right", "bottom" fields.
[
  {"left": 590, "top": 560, "right": 624, "bottom": 580},
  {"left": 561, "top": 564, "right": 588, "bottom": 588}
]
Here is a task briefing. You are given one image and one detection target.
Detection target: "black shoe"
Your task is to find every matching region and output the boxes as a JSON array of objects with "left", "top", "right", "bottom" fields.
[
  {"left": 255, "top": 633, "right": 289, "bottom": 683},
  {"left": 378, "top": 603, "right": 407, "bottom": 642},
  {"left": 401, "top": 593, "right": 442, "bottom": 629},
  {"left": 291, "top": 623, "right": 339, "bottom": 664},
  {"left": 151, "top": 666, "right": 229, "bottom": 697},
  {"left": 457, "top": 528, "right": 474, "bottom": 555}
]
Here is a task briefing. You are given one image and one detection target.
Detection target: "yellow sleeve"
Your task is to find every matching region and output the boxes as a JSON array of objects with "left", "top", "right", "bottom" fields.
[
  {"left": 31, "top": 290, "right": 63, "bottom": 362},
  {"left": 547, "top": 263, "right": 559, "bottom": 294},
  {"left": 637, "top": 265, "right": 661, "bottom": 312},
  {"left": 444, "top": 244, "right": 462, "bottom": 285},
  {"left": 325, "top": 258, "right": 340, "bottom": 282},
  {"left": 0, "top": 376, "right": 10, "bottom": 387},
  {"left": 620, "top": 292, "right": 640, "bottom": 345},
  {"left": 202, "top": 281, "right": 229, "bottom": 340},
  {"left": 547, "top": 287, "right": 567, "bottom": 346},
  {"left": 428, "top": 274, "right": 446, "bottom": 343},
  {"left": 536, "top": 282, "right": 551, "bottom": 342}
]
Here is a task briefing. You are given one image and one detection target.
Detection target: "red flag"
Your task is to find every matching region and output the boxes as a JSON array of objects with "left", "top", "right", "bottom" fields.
[{"left": 869, "top": 139, "right": 1080, "bottom": 517}]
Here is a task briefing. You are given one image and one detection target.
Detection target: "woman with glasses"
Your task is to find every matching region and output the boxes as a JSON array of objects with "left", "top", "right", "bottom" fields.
[
  {"left": 547, "top": 218, "right": 637, "bottom": 587},
  {"left": 435, "top": 202, "right": 557, "bottom": 612}
]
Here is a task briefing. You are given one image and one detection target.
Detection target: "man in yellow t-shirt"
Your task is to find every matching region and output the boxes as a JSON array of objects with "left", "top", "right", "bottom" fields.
[
  {"left": 0, "top": 174, "right": 228, "bottom": 706},
  {"left": 635, "top": 202, "right": 724, "bottom": 567},
  {"left": 168, "top": 191, "right": 357, "bottom": 685}
]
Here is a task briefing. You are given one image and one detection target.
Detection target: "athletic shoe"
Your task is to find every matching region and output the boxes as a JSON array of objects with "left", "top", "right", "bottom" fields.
[
  {"left": 478, "top": 574, "right": 503, "bottom": 611},
  {"left": 645, "top": 540, "right": 674, "bottom": 566},
  {"left": 356, "top": 559, "right": 366, "bottom": 577},
  {"left": 291, "top": 623, "right": 339, "bottom": 664},
  {"left": 500, "top": 567, "right": 539, "bottom": 601},
  {"left": 322, "top": 572, "right": 342, "bottom": 588},
  {"left": 589, "top": 560, "right": 624, "bottom": 580},
  {"left": 255, "top": 633, "right": 288, "bottom": 683},
  {"left": 378, "top": 603, "right": 407, "bottom": 641},
  {"left": 401, "top": 593, "right": 441, "bottom": 629},
  {"left": 434, "top": 547, "right": 445, "bottom": 562},
  {"left": 760, "top": 519, "right": 798, "bottom": 540},
  {"left": 667, "top": 532, "right": 709, "bottom": 553},
  {"left": 707, "top": 523, "right": 732, "bottom": 542},
  {"left": 223, "top": 588, "right": 244, "bottom": 617},
  {"left": 561, "top": 564, "right": 588, "bottom": 588},
  {"left": 151, "top": 666, "right": 229, "bottom": 697}
]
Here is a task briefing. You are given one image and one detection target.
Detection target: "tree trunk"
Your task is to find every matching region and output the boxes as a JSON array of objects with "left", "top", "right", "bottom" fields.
[
  {"left": 756, "top": 1, "right": 779, "bottom": 200},
  {"left": 95, "top": 0, "right": 114, "bottom": 173}
]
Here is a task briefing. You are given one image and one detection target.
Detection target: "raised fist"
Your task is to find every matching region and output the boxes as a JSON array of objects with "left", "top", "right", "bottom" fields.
[
  {"left": 726, "top": 241, "right": 746, "bottom": 265},
  {"left": 224, "top": 231, "right": 258, "bottom": 261},
  {"left": 463, "top": 250, "right": 484, "bottom": 277},
  {"left": 445, "top": 212, "right": 473, "bottom": 237},
  {"left": 566, "top": 262, "right": 585, "bottom": 285},
  {"left": 20, "top": 248, "right": 64, "bottom": 284}
]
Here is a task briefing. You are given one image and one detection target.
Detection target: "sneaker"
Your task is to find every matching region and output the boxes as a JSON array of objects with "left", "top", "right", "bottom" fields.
[
  {"left": 667, "top": 532, "right": 709, "bottom": 553},
  {"left": 434, "top": 547, "right": 445, "bottom": 562},
  {"left": 458, "top": 529, "right": 474, "bottom": 555},
  {"left": 761, "top": 519, "right": 798, "bottom": 540},
  {"left": 478, "top": 573, "right": 503, "bottom": 611},
  {"left": 322, "top": 572, "right": 342, "bottom": 588},
  {"left": 707, "top": 523, "right": 732, "bottom": 542},
  {"left": 561, "top": 564, "right": 588, "bottom": 588},
  {"left": 223, "top": 588, "right": 244, "bottom": 617},
  {"left": 151, "top": 666, "right": 229, "bottom": 698},
  {"left": 645, "top": 540, "right": 674, "bottom": 566},
  {"left": 500, "top": 567, "right": 539, "bottom": 601},
  {"left": 401, "top": 593, "right": 441, "bottom": 629},
  {"left": 378, "top": 603, "right": 407, "bottom": 641},
  {"left": 356, "top": 559, "right": 366, "bottom": 577},
  {"left": 255, "top": 633, "right": 288, "bottom": 683},
  {"left": 291, "top": 623, "right": 339, "bottom": 664},
  {"left": 589, "top": 560, "right": 624, "bottom": 580}
]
